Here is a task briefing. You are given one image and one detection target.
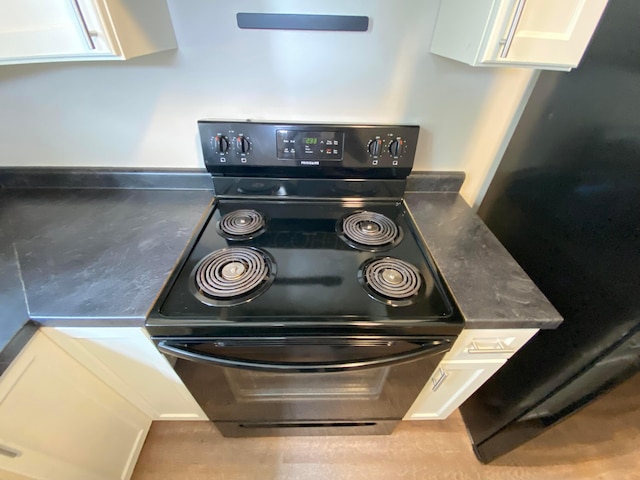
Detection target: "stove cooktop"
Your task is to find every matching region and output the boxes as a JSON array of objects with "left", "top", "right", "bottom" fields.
[
  {"left": 146, "top": 121, "right": 463, "bottom": 337},
  {"left": 147, "top": 198, "right": 463, "bottom": 337}
]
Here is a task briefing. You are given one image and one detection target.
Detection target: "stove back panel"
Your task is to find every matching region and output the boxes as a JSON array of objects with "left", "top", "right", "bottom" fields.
[
  {"left": 198, "top": 121, "right": 419, "bottom": 179},
  {"left": 211, "top": 177, "right": 408, "bottom": 200}
]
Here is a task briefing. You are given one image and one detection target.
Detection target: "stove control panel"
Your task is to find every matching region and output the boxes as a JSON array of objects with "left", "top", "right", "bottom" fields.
[
  {"left": 198, "top": 121, "right": 419, "bottom": 178},
  {"left": 277, "top": 130, "right": 344, "bottom": 161}
]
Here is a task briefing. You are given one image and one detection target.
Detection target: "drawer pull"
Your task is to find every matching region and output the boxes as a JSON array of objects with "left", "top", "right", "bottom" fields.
[
  {"left": 69, "top": 0, "right": 97, "bottom": 50},
  {"left": 431, "top": 367, "right": 448, "bottom": 392},
  {"left": 499, "top": 0, "right": 527, "bottom": 58},
  {"left": 467, "top": 339, "right": 515, "bottom": 355},
  {"left": 0, "top": 444, "right": 21, "bottom": 458}
]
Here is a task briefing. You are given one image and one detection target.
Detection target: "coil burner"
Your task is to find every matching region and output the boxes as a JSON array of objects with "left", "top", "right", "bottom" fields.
[
  {"left": 217, "top": 209, "right": 267, "bottom": 240},
  {"left": 337, "top": 211, "right": 403, "bottom": 251},
  {"left": 190, "top": 247, "right": 276, "bottom": 306},
  {"left": 358, "top": 257, "right": 423, "bottom": 306}
]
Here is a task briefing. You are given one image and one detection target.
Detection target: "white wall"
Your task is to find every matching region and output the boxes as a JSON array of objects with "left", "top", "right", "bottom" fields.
[{"left": 0, "top": 0, "right": 534, "bottom": 206}]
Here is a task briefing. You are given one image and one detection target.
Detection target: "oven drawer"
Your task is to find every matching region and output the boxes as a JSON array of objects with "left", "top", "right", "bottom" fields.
[{"left": 215, "top": 420, "right": 400, "bottom": 437}]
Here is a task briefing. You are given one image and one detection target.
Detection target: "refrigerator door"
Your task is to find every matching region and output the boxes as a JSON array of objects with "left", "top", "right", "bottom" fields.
[
  {"left": 460, "top": 0, "right": 640, "bottom": 463},
  {"left": 466, "top": 329, "right": 640, "bottom": 463}
]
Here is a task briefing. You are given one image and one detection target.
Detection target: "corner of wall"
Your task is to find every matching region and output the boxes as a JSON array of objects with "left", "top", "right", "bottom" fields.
[{"left": 459, "top": 69, "right": 541, "bottom": 209}]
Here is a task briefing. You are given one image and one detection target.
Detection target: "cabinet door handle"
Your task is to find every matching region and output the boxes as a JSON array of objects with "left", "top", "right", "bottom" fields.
[
  {"left": 69, "top": 0, "right": 97, "bottom": 50},
  {"left": 0, "top": 444, "right": 21, "bottom": 458},
  {"left": 431, "top": 367, "right": 448, "bottom": 392},
  {"left": 500, "top": 0, "right": 527, "bottom": 58},
  {"left": 467, "top": 339, "right": 515, "bottom": 354}
]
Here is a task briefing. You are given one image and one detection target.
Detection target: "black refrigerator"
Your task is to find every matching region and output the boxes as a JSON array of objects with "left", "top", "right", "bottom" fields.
[{"left": 459, "top": 0, "right": 640, "bottom": 463}]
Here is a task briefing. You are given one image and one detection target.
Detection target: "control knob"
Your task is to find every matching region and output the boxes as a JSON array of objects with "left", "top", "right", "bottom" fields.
[
  {"left": 389, "top": 137, "right": 404, "bottom": 158},
  {"left": 367, "top": 137, "right": 383, "bottom": 156},
  {"left": 236, "top": 135, "right": 251, "bottom": 154},
  {"left": 213, "top": 135, "right": 230, "bottom": 154}
]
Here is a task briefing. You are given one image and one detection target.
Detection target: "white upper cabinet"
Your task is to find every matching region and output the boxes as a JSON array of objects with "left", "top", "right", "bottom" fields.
[
  {"left": 0, "top": 0, "right": 176, "bottom": 65},
  {"left": 430, "top": 0, "right": 609, "bottom": 71}
]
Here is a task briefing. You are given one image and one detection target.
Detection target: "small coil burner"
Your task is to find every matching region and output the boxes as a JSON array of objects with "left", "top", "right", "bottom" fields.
[
  {"left": 337, "top": 211, "right": 403, "bottom": 251},
  {"left": 190, "top": 247, "right": 276, "bottom": 306},
  {"left": 358, "top": 257, "right": 424, "bottom": 306},
  {"left": 216, "top": 209, "right": 267, "bottom": 240}
]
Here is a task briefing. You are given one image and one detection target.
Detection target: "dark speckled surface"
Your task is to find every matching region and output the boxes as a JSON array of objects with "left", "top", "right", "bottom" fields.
[
  {"left": 0, "top": 167, "right": 212, "bottom": 190},
  {"left": 0, "top": 170, "right": 560, "bottom": 366},
  {"left": 405, "top": 171, "right": 466, "bottom": 193},
  {"left": 404, "top": 192, "right": 562, "bottom": 329},
  {"left": 5, "top": 188, "right": 213, "bottom": 325},
  {"left": 0, "top": 195, "right": 33, "bottom": 371}
]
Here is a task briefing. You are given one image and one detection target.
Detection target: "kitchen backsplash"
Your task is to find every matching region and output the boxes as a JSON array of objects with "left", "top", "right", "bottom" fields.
[{"left": 0, "top": 0, "right": 535, "bottom": 206}]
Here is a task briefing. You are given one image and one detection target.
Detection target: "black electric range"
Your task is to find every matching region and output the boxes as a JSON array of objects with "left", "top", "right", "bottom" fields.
[
  {"left": 147, "top": 122, "right": 461, "bottom": 337},
  {"left": 145, "top": 121, "right": 463, "bottom": 437}
]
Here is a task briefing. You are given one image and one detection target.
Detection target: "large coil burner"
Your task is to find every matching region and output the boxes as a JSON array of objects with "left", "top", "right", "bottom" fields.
[{"left": 190, "top": 247, "right": 276, "bottom": 307}]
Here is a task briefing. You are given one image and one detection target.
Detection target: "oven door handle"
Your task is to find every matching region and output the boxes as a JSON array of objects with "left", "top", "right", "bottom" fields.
[{"left": 156, "top": 340, "right": 451, "bottom": 373}]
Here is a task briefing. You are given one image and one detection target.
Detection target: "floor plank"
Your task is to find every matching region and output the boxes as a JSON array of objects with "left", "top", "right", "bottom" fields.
[{"left": 132, "top": 373, "right": 640, "bottom": 480}]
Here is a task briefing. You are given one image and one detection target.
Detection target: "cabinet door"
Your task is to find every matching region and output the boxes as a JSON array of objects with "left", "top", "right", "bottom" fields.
[
  {"left": 404, "top": 360, "right": 506, "bottom": 420},
  {"left": 0, "top": 332, "right": 150, "bottom": 480},
  {"left": 482, "top": 0, "right": 609, "bottom": 67},
  {"left": 0, "top": 0, "right": 115, "bottom": 62},
  {"left": 44, "top": 327, "right": 207, "bottom": 420}
]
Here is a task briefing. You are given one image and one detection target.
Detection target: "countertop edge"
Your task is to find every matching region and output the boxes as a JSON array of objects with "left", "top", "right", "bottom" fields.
[
  {"left": 0, "top": 321, "right": 38, "bottom": 377},
  {"left": 30, "top": 316, "right": 147, "bottom": 328},
  {"left": 0, "top": 167, "right": 213, "bottom": 191},
  {"left": 405, "top": 171, "right": 465, "bottom": 193},
  {"left": 0, "top": 168, "right": 465, "bottom": 193}
]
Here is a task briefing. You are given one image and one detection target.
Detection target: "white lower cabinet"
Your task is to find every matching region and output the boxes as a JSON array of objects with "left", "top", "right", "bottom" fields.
[
  {"left": 43, "top": 327, "right": 206, "bottom": 421},
  {"left": 405, "top": 328, "right": 538, "bottom": 420},
  {"left": 405, "top": 359, "right": 506, "bottom": 420},
  {"left": 0, "top": 331, "right": 151, "bottom": 480}
]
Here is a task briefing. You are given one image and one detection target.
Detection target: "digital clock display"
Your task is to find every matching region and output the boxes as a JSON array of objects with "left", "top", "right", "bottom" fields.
[{"left": 276, "top": 130, "right": 344, "bottom": 161}]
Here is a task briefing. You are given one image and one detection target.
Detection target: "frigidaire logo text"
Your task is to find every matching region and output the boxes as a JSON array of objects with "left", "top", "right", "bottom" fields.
[{"left": 300, "top": 161, "right": 320, "bottom": 166}]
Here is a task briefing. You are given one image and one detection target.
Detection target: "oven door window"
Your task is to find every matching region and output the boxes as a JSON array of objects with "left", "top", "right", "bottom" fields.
[
  {"left": 225, "top": 367, "right": 389, "bottom": 402},
  {"left": 165, "top": 337, "right": 453, "bottom": 422}
]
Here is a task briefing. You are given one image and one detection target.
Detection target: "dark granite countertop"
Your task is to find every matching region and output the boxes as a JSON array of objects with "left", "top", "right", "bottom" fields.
[
  {"left": 0, "top": 169, "right": 561, "bottom": 366},
  {"left": 0, "top": 171, "right": 214, "bottom": 366},
  {"left": 404, "top": 191, "right": 562, "bottom": 329},
  {"left": 5, "top": 188, "right": 213, "bottom": 324},
  {"left": 0, "top": 209, "right": 36, "bottom": 376}
]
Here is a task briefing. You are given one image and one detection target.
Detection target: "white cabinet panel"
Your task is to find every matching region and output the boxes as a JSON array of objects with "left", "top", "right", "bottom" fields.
[
  {"left": 0, "top": 0, "right": 176, "bottom": 65},
  {"left": 431, "top": 0, "right": 608, "bottom": 70},
  {"left": 0, "top": 332, "right": 150, "bottom": 480},
  {"left": 44, "top": 327, "right": 206, "bottom": 420},
  {"left": 404, "top": 360, "right": 506, "bottom": 420},
  {"left": 0, "top": 0, "right": 95, "bottom": 58},
  {"left": 405, "top": 328, "right": 538, "bottom": 420},
  {"left": 481, "top": 0, "right": 609, "bottom": 67},
  {"left": 446, "top": 328, "right": 538, "bottom": 361}
]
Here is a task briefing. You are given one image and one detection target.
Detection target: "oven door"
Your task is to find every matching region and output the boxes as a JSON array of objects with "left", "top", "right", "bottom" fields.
[{"left": 157, "top": 336, "right": 453, "bottom": 436}]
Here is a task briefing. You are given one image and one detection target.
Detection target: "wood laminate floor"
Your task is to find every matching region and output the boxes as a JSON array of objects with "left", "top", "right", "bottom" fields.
[{"left": 132, "top": 373, "right": 640, "bottom": 480}]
